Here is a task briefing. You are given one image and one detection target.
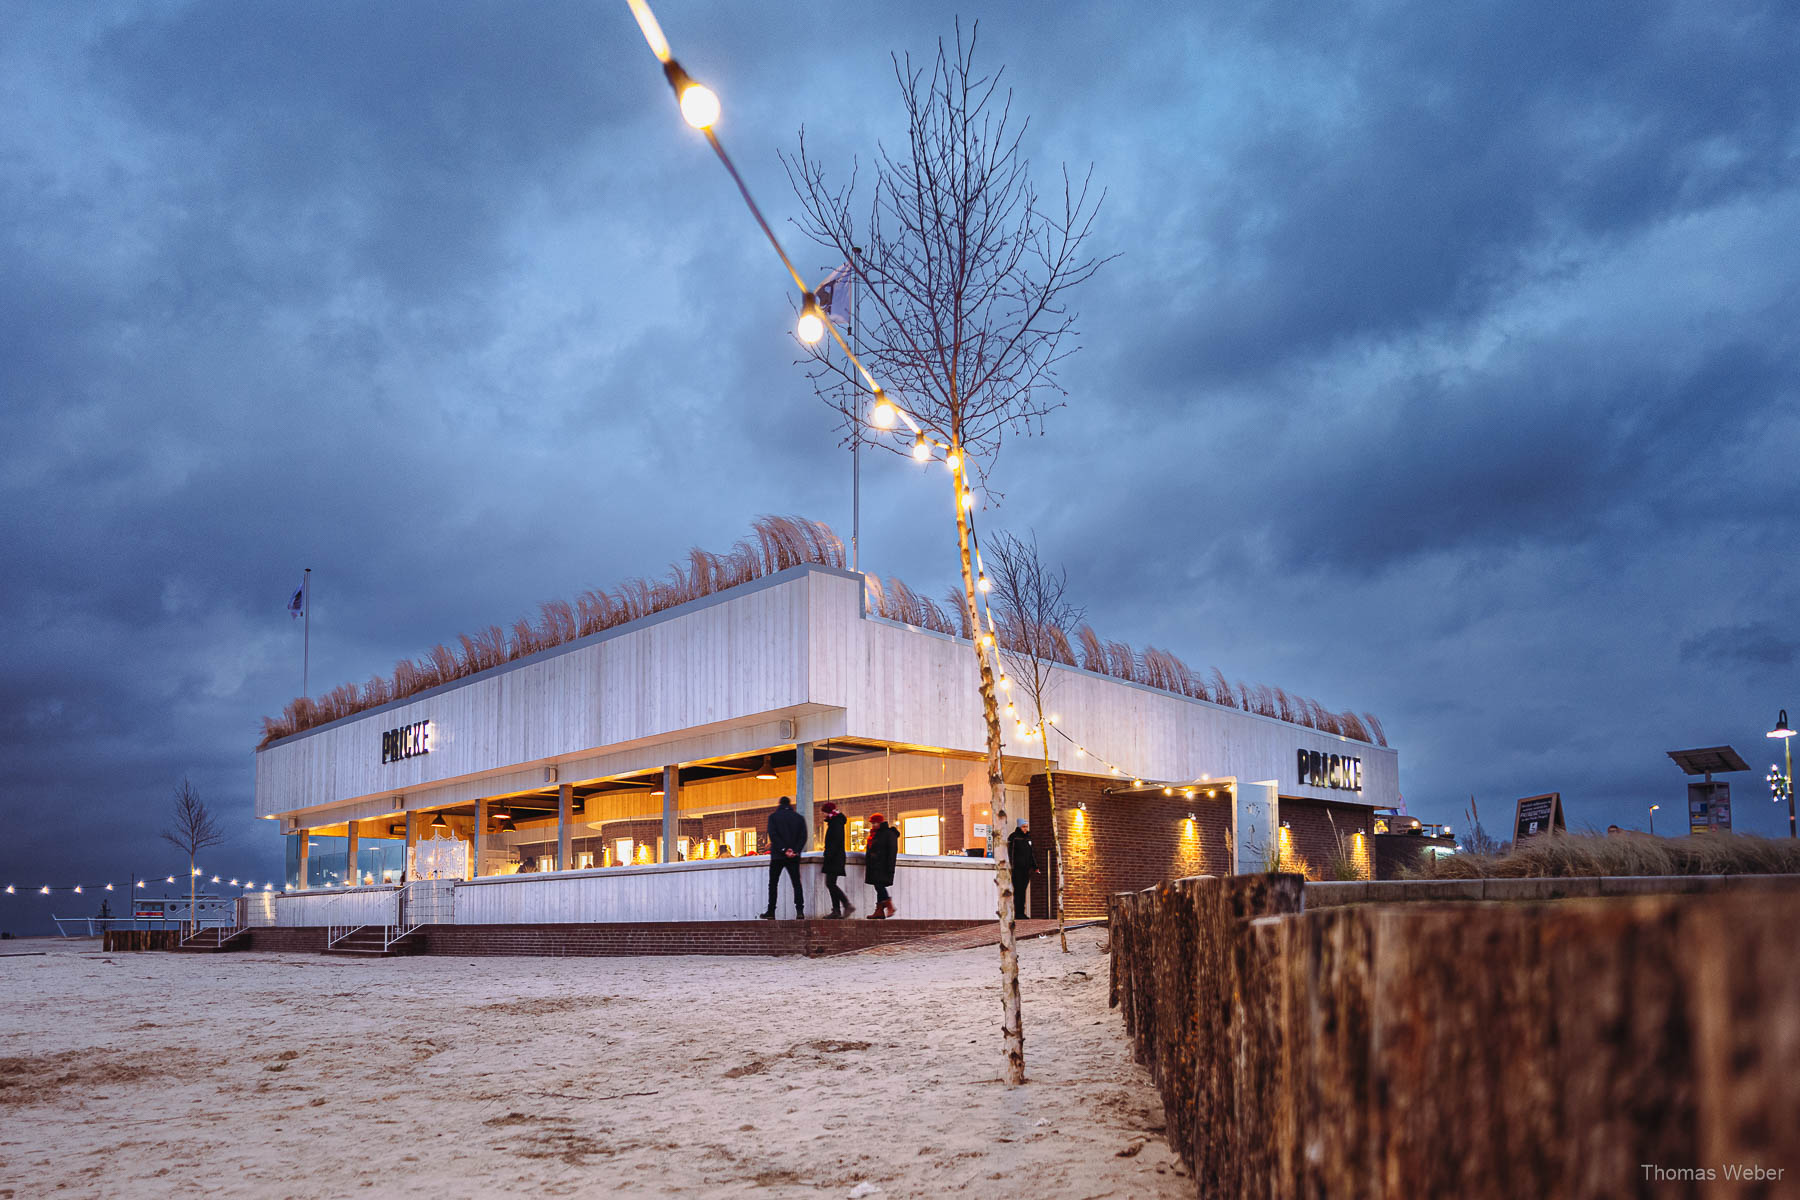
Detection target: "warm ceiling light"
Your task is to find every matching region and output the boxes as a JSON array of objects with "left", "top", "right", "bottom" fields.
[
  {"left": 430, "top": 812, "right": 448, "bottom": 830},
  {"left": 755, "top": 756, "right": 778, "bottom": 781}
]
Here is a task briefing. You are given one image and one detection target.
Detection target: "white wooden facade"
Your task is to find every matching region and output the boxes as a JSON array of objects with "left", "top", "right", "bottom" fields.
[{"left": 254, "top": 563, "right": 1400, "bottom": 830}]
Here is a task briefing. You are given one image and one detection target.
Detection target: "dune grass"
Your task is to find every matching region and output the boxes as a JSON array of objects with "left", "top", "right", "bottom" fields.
[{"left": 1406, "top": 830, "right": 1800, "bottom": 879}]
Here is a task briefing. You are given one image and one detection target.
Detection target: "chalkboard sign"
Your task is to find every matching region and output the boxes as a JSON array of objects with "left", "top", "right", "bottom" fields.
[{"left": 1513, "top": 793, "right": 1566, "bottom": 843}]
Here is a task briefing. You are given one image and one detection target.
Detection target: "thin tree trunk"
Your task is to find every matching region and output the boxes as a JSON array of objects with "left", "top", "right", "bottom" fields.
[
  {"left": 187, "top": 853, "right": 195, "bottom": 934},
  {"left": 953, "top": 456, "right": 1024, "bottom": 1085},
  {"left": 1040, "top": 744, "right": 1068, "bottom": 953}
]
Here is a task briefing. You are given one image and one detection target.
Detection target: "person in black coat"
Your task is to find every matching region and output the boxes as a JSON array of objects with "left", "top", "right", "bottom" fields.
[
  {"left": 759, "top": 797, "right": 808, "bottom": 920},
  {"left": 863, "top": 812, "right": 901, "bottom": 919},
  {"left": 1007, "top": 820, "right": 1040, "bottom": 920},
  {"left": 819, "top": 802, "right": 855, "bottom": 919}
]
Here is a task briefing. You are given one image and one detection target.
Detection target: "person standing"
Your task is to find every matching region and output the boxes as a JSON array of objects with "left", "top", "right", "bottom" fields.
[
  {"left": 759, "top": 796, "right": 807, "bottom": 920},
  {"left": 820, "top": 802, "right": 855, "bottom": 919},
  {"left": 863, "top": 812, "right": 900, "bottom": 919},
  {"left": 1008, "top": 819, "right": 1038, "bottom": 920}
]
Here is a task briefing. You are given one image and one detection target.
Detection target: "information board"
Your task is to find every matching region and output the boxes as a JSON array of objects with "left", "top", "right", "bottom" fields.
[{"left": 1513, "top": 793, "right": 1566, "bottom": 843}]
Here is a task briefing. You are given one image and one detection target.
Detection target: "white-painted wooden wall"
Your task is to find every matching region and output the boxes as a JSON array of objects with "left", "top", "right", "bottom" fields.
[{"left": 256, "top": 564, "right": 1398, "bottom": 825}]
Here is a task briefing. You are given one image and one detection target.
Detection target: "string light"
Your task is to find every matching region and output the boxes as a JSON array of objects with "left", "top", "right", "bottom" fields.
[
  {"left": 912, "top": 431, "right": 931, "bottom": 462},
  {"left": 946, "top": 447, "right": 962, "bottom": 471},
  {"left": 796, "top": 296, "right": 826, "bottom": 345},
  {"left": 871, "top": 392, "right": 898, "bottom": 429}
]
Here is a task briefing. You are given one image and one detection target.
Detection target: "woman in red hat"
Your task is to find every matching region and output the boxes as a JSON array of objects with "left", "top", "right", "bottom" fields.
[{"left": 863, "top": 812, "right": 900, "bottom": 919}]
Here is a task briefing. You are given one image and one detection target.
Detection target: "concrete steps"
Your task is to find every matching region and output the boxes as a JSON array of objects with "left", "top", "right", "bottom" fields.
[{"left": 320, "top": 926, "right": 426, "bottom": 957}]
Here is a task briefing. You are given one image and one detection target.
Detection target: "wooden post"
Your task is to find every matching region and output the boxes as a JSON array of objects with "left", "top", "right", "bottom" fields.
[
  {"left": 473, "top": 799, "right": 486, "bottom": 879},
  {"left": 557, "top": 784, "right": 573, "bottom": 870},
  {"left": 297, "top": 829, "right": 310, "bottom": 890},
  {"left": 345, "top": 820, "right": 359, "bottom": 886},
  {"left": 661, "top": 766, "right": 680, "bottom": 862}
]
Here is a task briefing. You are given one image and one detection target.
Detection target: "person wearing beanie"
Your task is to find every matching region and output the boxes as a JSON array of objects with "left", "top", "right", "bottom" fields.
[
  {"left": 819, "top": 802, "right": 854, "bottom": 919},
  {"left": 863, "top": 812, "right": 901, "bottom": 919},
  {"left": 758, "top": 796, "right": 808, "bottom": 920}
]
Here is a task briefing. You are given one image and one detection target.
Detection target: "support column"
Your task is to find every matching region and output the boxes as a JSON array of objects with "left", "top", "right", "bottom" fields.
[
  {"left": 793, "top": 741, "right": 815, "bottom": 848},
  {"left": 472, "top": 799, "right": 487, "bottom": 879},
  {"left": 404, "top": 811, "right": 417, "bottom": 880},
  {"left": 557, "top": 784, "right": 573, "bottom": 871},
  {"left": 297, "top": 829, "right": 310, "bottom": 890},
  {"left": 662, "top": 765, "right": 680, "bottom": 861},
  {"left": 345, "top": 820, "right": 359, "bottom": 887}
]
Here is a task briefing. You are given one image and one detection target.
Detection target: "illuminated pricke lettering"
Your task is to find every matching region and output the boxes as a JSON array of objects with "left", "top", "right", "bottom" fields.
[
  {"left": 1298, "top": 749, "right": 1361, "bottom": 791},
  {"left": 381, "top": 720, "right": 433, "bottom": 764}
]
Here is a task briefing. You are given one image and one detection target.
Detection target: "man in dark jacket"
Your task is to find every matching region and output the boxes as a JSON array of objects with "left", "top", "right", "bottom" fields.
[
  {"left": 1007, "top": 820, "right": 1039, "bottom": 920},
  {"left": 819, "top": 802, "right": 854, "bottom": 919},
  {"left": 759, "top": 796, "right": 808, "bottom": 920}
]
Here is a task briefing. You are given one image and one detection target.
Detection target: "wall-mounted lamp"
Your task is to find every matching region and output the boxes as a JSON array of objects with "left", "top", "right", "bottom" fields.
[
  {"left": 1186, "top": 812, "right": 1197, "bottom": 823},
  {"left": 1076, "top": 801, "right": 1087, "bottom": 812}
]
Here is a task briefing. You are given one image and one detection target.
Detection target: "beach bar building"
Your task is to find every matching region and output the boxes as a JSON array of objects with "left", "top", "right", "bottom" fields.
[{"left": 251, "top": 544, "right": 1397, "bottom": 951}]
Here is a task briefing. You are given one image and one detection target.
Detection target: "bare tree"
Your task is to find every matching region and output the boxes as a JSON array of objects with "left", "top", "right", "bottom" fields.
[
  {"left": 985, "top": 530, "right": 1084, "bottom": 952},
  {"left": 785, "top": 24, "right": 1108, "bottom": 1085},
  {"left": 162, "top": 777, "right": 223, "bottom": 929}
]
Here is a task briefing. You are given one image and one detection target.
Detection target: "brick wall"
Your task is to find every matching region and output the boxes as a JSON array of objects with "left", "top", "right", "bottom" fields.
[
  {"left": 1276, "top": 798, "right": 1374, "bottom": 881},
  {"left": 1026, "top": 774, "right": 1233, "bottom": 919}
]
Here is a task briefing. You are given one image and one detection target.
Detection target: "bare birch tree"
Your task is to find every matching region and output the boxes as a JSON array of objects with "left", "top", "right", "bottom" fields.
[
  {"left": 986, "top": 530, "right": 1084, "bottom": 952},
  {"left": 785, "top": 23, "right": 1108, "bottom": 1084},
  {"left": 161, "top": 777, "right": 223, "bottom": 930}
]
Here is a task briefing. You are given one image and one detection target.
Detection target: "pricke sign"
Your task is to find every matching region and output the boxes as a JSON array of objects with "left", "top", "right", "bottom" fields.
[
  {"left": 1297, "top": 748, "right": 1362, "bottom": 792},
  {"left": 381, "top": 720, "right": 433, "bottom": 765}
]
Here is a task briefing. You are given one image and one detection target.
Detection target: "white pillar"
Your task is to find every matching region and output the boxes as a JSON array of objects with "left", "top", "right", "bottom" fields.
[
  {"left": 345, "top": 820, "right": 359, "bottom": 887},
  {"left": 297, "top": 829, "right": 310, "bottom": 890},
  {"left": 661, "top": 765, "right": 680, "bottom": 861},
  {"left": 473, "top": 799, "right": 487, "bottom": 879},
  {"left": 557, "top": 785, "right": 573, "bottom": 871},
  {"left": 793, "top": 742, "right": 815, "bottom": 847}
]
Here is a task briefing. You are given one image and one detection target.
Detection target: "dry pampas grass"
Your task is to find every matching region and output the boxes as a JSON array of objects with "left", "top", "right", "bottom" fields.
[
  {"left": 262, "top": 513, "right": 1386, "bottom": 751},
  {"left": 1407, "top": 830, "right": 1800, "bottom": 879}
]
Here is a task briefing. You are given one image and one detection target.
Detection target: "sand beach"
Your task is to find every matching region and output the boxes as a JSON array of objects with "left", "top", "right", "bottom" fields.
[{"left": 0, "top": 927, "right": 1183, "bottom": 1198}]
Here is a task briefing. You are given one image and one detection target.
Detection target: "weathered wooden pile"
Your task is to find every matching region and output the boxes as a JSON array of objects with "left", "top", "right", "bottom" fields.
[
  {"left": 1110, "top": 875, "right": 1800, "bottom": 1199},
  {"left": 101, "top": 929, "right": 179, "bottom": 951}
]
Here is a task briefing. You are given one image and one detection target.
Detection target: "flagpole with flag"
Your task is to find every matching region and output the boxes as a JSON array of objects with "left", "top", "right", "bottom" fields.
[{"left": 289, "top": 568, "right": 311, "bottom": 697}]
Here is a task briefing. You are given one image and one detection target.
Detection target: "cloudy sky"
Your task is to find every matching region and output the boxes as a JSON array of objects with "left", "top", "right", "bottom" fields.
[{"left": 4, "top": 1, "right": 1797, "bottom": 927}]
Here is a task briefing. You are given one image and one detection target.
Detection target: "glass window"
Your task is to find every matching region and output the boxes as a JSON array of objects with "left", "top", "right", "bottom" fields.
[
  {"left": 576, "top": 851, "right": 594, "bottom": 869},
  {"left": 723, "top": 828, "right": 758, "bottom": 856},
  {"left": 900, "top": 811, "right": 941, "bottom": 856},
  {"left": 614, "top": 838, "right": 635, "bottom": 865}
]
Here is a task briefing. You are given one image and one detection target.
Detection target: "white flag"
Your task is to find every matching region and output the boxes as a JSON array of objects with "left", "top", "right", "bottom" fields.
[{"left": 815, "top": 262, "right": 852, "bottom": 332}]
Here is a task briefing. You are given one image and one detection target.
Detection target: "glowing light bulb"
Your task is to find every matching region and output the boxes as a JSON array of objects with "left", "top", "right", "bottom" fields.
[
  {"left": 679, "top": 83, "right": 720, "bottom": 129},
  {"left": 229, "top": 879, "right": 239, "bottom": 887},
  {"left": 871, "top": 393, "right": 898, "bottom": 428},
  {"left": 1110, "top": 766, "right": 1120, "bottom": 775},
  {"left": 796, "top": 308, "right": 825, "bottom": 345},
  {"left": 1076, "top": 747, "right": 1086, "bottom": 758},
  {"left": 104, "top": 883, "right": 113, "bottom": 891},
  {"left": 3, "top": 885, "right": 12, "bottom": 894},
  {"left": 980, "top": 632, "right": 994, "bottom": 646},
  {"left": 1005, "top": 702, "right": 1016, "bottom": 716},
  {"left": 1048, "top": 714, "right": 1059, "bottom": 725},
  {"left": 977, "top": 574, "right": 990, "bottom": 592},
  {"left": 74, "top": 885, "right": 82, "bottom": 894},
  {"left": 1163, "top": 787, "right": 1173, "bottom": 796},
  {"left": 961, "top": 489, "right": 976, "bottom": 510},
  {"left": 912, "top": 432, "right": 930, "bottom": 462},
  {"left": 39, "top": 886, "right": 49, "bottom": 895},
  {"left": 999, "top": 675, "right": 1011, "bottom": 691},
  {"left": 946, "top": 447, "right": 962, "bottom": 471},
  {"left": 135, "top": 881, "right": 145, "bottom": 888},
  {"left": 166, "top": 876, "right": 175, "bottom": 883},
  {"left": 210, "top": 875, "right": 220, "bottom": 883}
]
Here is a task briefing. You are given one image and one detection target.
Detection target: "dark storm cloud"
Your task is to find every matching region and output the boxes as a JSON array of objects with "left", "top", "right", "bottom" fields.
[{"left": 2, "top": 1, "right": 1798, "bottom": 928}]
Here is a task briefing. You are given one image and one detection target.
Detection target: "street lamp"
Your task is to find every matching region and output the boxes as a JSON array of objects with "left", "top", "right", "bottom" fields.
[
  {"left": 1769, "top": 709, "right": 1795, "bottom": 838},
  {"left": 1648, "top": 804, "right": 1659, "bottom": 836}
]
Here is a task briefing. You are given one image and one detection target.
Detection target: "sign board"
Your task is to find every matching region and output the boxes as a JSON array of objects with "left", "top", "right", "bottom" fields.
[
  {"left": 1687, "top": 781, "right": 1732, "bottom": 834},
  {"left": 1512, "top": 793, "right": 1566, "bottom": 843},
  {"left": 972, "top": 823, "right": 991, "bottom": 840},
  {"left": 381, "top": 720, "right": 432, "bottom": 765},
  {"left": 1296, "top": 749, "right": 1362, "bottom": 792}
]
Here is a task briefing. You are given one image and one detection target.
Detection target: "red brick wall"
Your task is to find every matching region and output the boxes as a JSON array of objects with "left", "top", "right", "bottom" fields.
[
  {"left": 1026, "top": 774, "right": 1233, "bottom": 919},
  {"left": 1276, "top": 798, "right": 1374, "bottom": 881}
]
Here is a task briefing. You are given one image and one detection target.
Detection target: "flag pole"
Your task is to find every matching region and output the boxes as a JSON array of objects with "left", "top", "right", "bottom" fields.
[
  {"left": 849, "top": 245, "right": 861, "bottom": 576},
  {"left": 302, "top": 567, "right": 311, "bottom": 698}
]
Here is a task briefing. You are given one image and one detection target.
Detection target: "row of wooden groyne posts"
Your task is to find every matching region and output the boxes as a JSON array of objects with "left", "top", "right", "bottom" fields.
[{"left": 1108, "top": 872, "right": 1800, "bottom": 1200}]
